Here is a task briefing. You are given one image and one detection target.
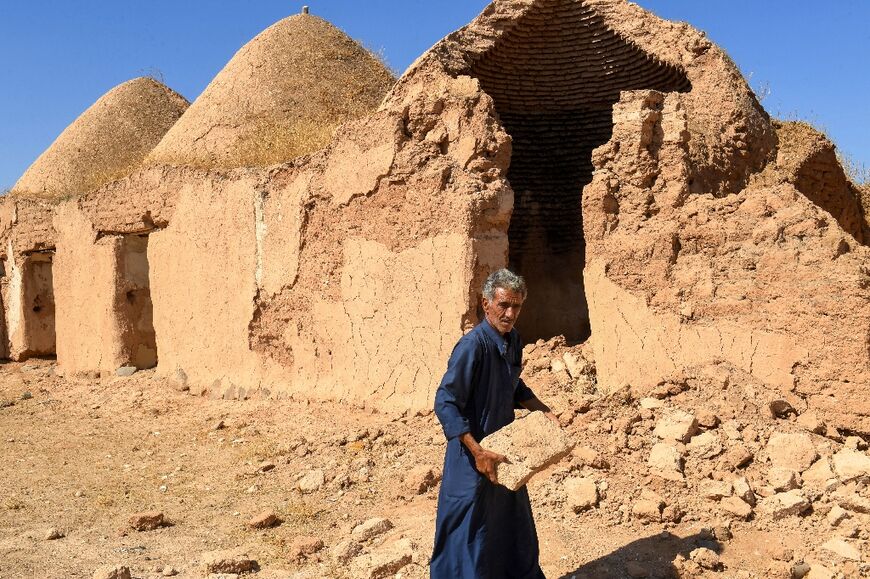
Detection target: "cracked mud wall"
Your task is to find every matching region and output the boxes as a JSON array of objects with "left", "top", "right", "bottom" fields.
[
  {"left": 53, "top": 204, "right": 125, "bottom": 374},
  {"left": 583, "top": 90, "right": 870, "bottom": 433}
]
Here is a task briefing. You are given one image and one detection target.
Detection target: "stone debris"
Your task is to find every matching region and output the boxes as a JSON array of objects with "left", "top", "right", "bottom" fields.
[
  {"left": 820, "top": 537, "right": 862, "bottom": 561},
  {"left": 689, "top": 547, "right": 721, "bottom": 570},
  {"left": 572, "top": 445, "right": 608, "bottom": 469},
  {"left": 565, "top": 477, "right": 599, "bottom": 512},
  {"left": 93, "top": 566, "right": 131, "bottom": 579},
  {"left": 128, "top": 511, "right": 165, "bottom": 531},
  {"left": 699, "top": 479, "right": 732, "bottom": 501},
  {"left": 351, "top": 517, "right": 393, "bottom": 542},
  {"left": 758, "top": 490, "right": 811, "bottom": 520},
  {"left": 768, "top": 467, "right": 802, "bottom": 492},
  {"left": 804, "top": 564, "right": 835, "bottom": 579},
  {"left": 826, "top": 505, "right": 849, "bottom": 527},
  {"left": 248, "top": 509, "right": 280, "bottom": 529},
  {"left": 719, "top": 496, "right": 753, "bottom": 520},
  {"left": 765, "top": 432, "right": 819, "bottom": 472},
  {"left": 200, "top": 549, "right": 258, "bottom": 574},
  {"left": 796, "top": 412, "right": 826, "bottom": 434},
  {"left": 647, "top": 443, "right": 683, "bottom": 480},
  {"left": 482, "top": 411, "right": 575, "bottom": 491},
  {"left": 349, "top": 537, "right": 413, "bottom": 579},
  {"left": 831, "top": 448, "right": 870, "bottom": 483},
  {"left": 115, "top": 366, "right": 137, "bottom": 377},
  {"left": 297, "top": 469, "right": 325, "bottom": 494},
  {"left": 687, "top": 431, "right": 723, "bottom": 458},
  {"left": 289, "top": 535, "right": 324, "bottom": 559},
  {"left": 331, "top": 539, "right": 363, "bottom": 564},
  {"left": 731, "top": 477, "right": 756, "bottom": 505},
  {"left": 44, "top": 527, "right": 64, "bottom": 540},
  {"left": 652, "top": 410, "right": 698, "bottom": 443}
]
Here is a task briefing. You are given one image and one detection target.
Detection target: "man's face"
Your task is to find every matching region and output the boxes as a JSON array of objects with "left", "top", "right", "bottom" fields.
[{"left": 482, "top": 287, "right": 524, "bottom": 335}]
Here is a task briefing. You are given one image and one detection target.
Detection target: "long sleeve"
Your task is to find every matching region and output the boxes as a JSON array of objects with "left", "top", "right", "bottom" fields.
[{"left": 434, "top": 338, "right": 479, "bottom": 440}]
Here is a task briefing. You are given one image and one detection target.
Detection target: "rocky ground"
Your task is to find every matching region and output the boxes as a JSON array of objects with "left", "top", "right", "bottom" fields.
[{"left": 1, "top": 344, "right": 868, "bottom": 579}]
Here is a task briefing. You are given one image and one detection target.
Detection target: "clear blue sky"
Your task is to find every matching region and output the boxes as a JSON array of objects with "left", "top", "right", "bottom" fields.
[{"left": 1, "top": 1, "right": 868, "bottom": 191}]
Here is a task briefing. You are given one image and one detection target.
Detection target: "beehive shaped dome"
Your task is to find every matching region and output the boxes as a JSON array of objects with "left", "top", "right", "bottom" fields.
[
  {"left": 11, "top": 77, "right": 189, "bottom": 201},
  {"left": 147, "top": 14, "right": 396, "bottom": 169}
]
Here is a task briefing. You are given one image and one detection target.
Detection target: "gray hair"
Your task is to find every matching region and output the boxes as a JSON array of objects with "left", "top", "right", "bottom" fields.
[{"left": 482, "top": 268, "right": 527, "bottom": 300}]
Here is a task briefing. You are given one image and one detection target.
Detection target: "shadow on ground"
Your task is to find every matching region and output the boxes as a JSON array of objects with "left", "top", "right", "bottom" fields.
[{"left": 559, "top": 531, "right": 720, "bottom": 579}]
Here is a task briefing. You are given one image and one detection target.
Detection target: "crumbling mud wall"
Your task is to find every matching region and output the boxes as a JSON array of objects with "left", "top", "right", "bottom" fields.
[{"left": 0, "top": 197, "right": 57, "bottom": 360}]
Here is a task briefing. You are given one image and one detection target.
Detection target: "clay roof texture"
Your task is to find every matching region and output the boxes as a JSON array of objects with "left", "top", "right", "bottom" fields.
[
  {"left": 147, "top": 14, "right": 396, "bottom": 169},
  {"left": 11, "top": 77, "right": 189, "bottom": 201}
]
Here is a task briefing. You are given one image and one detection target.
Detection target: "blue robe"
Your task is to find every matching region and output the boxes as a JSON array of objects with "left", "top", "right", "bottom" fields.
[{"left": 431, "top": 320, "right": 546, "bottom": 579}]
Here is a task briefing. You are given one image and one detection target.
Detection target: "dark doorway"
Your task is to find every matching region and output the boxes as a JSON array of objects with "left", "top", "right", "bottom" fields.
[
  {"left": 470, "top": 0, "right": 690, "bottom": 342},
  {"left": 118, "top": 234, "right": 157, "bottom": 368}
]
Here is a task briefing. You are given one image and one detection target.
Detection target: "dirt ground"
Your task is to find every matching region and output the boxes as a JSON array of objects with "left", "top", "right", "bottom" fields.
[{"left": 0, "top": 355, "right": 867, "bottom": 579}]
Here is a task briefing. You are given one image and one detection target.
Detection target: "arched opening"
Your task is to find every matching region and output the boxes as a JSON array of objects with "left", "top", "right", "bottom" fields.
[{"left": 469, "top": 1, "right": 691, "bottom": 343}]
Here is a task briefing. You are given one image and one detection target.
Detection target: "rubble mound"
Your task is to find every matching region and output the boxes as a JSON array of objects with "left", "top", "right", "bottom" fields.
[
  {"left": 147, "top": 14, "right": 396, "bottom": 169},
  {"left": 10, "top": 77, "right": 188, "bottom": 201}
]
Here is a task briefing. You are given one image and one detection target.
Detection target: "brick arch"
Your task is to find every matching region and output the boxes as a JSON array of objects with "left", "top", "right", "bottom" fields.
[{"left": 469, "top": 0, "right": 691, "bottom": 342}]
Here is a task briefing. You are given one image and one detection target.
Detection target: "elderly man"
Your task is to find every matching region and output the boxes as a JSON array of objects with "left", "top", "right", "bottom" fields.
[{"left": 431, "top": 268, "right": 556, "bottom": 579}]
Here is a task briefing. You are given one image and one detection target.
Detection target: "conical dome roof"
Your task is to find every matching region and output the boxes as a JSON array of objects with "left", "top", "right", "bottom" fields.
[
  {"left": 12, "top": 77, "right": 189, "bottom": 200},
  {"left": 147, "top": 14, "right": 396, "bottom": 169}
]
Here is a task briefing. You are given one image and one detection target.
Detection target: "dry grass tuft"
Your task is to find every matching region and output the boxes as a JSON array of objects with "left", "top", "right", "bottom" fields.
[{"left": 147, "top": 14, "right": 395, "bottom": 169}]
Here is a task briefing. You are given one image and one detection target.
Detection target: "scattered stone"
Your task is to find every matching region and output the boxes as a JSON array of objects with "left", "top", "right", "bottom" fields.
[
  {"left": 289, "top": 535, "right": 324, "bottom": 559},
  {"left": 696, "top": 410, "right": 719, "bottom": 429},
  {"left": 758, "top": 490, "right": 810, "bottom": 520},
  {"left": 200, "top": 549, "right": 258, "bottom": 574},
  {"left": 212, "top": 419, "right": 226, "bottom": 431},
  {"left": 562, "top": 352, "right": 589, "bottom": 379},
  {"left": 129, "top": 511, "right": 164, "bottom": 531},
  {"left": 768, "top": 467, "right": 802, "bottom": 492},
  {"left": 297, "top": 469, "right": 325, "bottom": 493},
  {"left": 820, "top": 537, "right": 861, "bottom": 561},
  {"left": 826, "top": 505, "right": 849, "bottom": 527},
  {"left": 661, "top": 504, "right": 684, "bottom": 523},
  {"left": 766, "top": 432, "right": 818, "bottom": 473},
  {"left": 115, "top": 366, "right": 137, "bottom": 377},
  {"left": 844, "top": 436, "right": 867, "bottom": 450},
  {"left": 161, "top": 567, "right": 178, "bottom": 577},
  {"left": 45, "top": 527, "right": 64, "bottom": 540},
  {"left": 648, "top": 443, "right": 683, "bottom": 480},
  {"left": 721, "top": 444, "right": 754, "bottom": 470},
  {"left": 690, "top": 547, "right": 721, "bottom": 570},
  {"left": 796, "top": 412, "right": 826, "bottom": 435},
  {"left": 632, "top": 491, "right": 664, "bottom": 523},
  {"left": 769, "top": 399, "right": 796, "bottom": 418},
  {"left": 0, "top": 399, "right": 15, "bottom": 408},
  {"left": 248, "top": 509, "right": 280, "bottom": 529},
  {"left": 802, "top": 458, "right": 838, "bottom": 491},
  {"left": 790, "top": 561, "right": 811, "bottom": 578},
  {"left": 832, "top": 489, "right": 870, "bottom": 514},
  {"left": 731, "top": 477, "right": 756, "bottom": 505},
  {"left": 565, "top": 477, "right": 599, "bottom": 512},
  {"left": 21, "top": 391, "right": 33, "bottom": 400},
  {"left": 257, "top": 461, "right": 276, "bottom": 473},
  {"left": 688, "top": 431, "right": 724, "bottom": 458},
  {"left": 804, "top": 564, "right": 834, "bottom": 579},
  {"left": 332, "top": 539, "right": 363, "bottom": 564},
  {"left": 352, "top": 517, "right": 393, "bottom": 542},
  {"left": 653, "top": 410, "right": 698, "bottom": 443},
  {"left": 170, "top": 367, "right": 189, "bottom": 392},
  {"left": 404, "top": 465, "right": 440, "bottom": 495},
  {"left": 700, "top": 479, "right": 732, "bottom": 501},
  {"left": 480, "top": 411, "right": 575, "bottom": 490},
  {"left": 93, "top": 566, "right": 131, "bottom": 579},
  {"left": 639, "top": 397, "right": 663, "bottom": 410},
  {"left": 572, "top": 446, "right": 608, "bottom": 469},
  {"left": 712, "top": 525, "right": 733, "bottom": 541},
  {"left": 350, "top": 538, "right": 413, "bottom": 579},
  {"left": 831, "top": 448, "right": 870, "bottom": 483},
  {"left": 720, "top": 496, "right": 753, "bottom": 520}
]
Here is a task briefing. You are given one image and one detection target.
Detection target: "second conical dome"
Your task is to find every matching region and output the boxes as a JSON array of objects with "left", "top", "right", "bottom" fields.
[{"left": 148, "top": 14, "right": 396, "bottom": 169}]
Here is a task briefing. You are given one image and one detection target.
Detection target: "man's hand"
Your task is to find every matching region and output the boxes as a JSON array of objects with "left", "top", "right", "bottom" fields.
[
  {"left": 543, "top": 411, "right": 560, "bottom": 426},
  {"left": 459, "top": 432, "right": 508, "bottom": 485},
  {"left": 472, "top": 447, "right": 508, "bottom": 485}
]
